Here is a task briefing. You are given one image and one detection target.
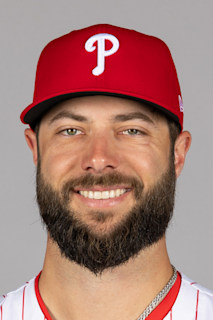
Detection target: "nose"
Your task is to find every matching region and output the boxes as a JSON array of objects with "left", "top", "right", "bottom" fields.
[{"left": 81, "top": 134, "right": 120, "bottom": 174}]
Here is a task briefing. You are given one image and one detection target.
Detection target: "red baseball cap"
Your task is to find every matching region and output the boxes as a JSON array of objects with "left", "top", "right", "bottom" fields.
[{"left": 20, "top": 24, "right": 184, "bottom": 130}]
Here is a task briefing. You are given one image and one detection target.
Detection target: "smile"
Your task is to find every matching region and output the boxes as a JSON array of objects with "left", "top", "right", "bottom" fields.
[{"left": 78, "top": 189, "right": 128, "bottom": 200}]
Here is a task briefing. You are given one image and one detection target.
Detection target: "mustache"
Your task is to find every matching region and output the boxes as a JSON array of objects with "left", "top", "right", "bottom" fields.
[{"left": 61, "top": 172, "right": 144, "bottom": 201}]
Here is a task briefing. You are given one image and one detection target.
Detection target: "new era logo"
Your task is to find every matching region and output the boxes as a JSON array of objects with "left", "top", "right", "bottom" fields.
[{"left": 178, "top": 95, "right": 184, "bottom": 112}]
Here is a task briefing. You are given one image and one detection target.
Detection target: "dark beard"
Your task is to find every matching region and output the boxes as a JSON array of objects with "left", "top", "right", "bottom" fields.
[{"left": 36, "top": 162, "right": 176, "bottom": 275}]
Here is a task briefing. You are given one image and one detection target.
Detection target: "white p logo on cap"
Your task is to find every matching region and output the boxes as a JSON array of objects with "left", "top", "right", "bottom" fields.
[{"left": 85, "top": 33, "right": 119, "bottom": 76}]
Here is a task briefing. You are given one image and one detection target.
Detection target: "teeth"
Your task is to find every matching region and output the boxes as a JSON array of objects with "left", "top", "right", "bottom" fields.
[
  {"left": 109, "top": 190, "right": 115, "bottom": 198},
  {"left": 115, "top": 189, "right": 120, "bottom": 197},
  {"left": 94, "top": 191, "right": 102, "bottom": 200},
  {"left": 102, "top": 191, "right": 109, "bottom": 199},
  {"left": 79, "top": 189, "right": 126, "bottom": 199},
  {"left": 88, "top": 191, "right": 93, "bottom": 199},
  {"left": 84, "top": 191, "right": 88, "bottom": 198}
]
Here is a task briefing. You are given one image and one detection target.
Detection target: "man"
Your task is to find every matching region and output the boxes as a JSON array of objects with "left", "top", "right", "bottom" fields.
[{"left": 1, "top": 24, "right": 212, "bottom": 319}]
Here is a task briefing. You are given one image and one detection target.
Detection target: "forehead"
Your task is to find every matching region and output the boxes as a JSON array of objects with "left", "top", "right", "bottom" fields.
[{"left": 40, "top": 95, "right": 167, "bottom": 125}]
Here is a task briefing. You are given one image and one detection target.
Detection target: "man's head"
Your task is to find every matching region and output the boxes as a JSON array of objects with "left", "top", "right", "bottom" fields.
[{"left": 21, "top": 24, "right": 191, "bottom": 274}]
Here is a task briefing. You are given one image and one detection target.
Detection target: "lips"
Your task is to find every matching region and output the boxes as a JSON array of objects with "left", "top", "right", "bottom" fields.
[{"left": 72, "top": 186, "right": 132, "bottom": 208}]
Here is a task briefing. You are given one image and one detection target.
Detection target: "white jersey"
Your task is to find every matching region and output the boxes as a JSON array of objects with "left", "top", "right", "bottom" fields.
[{"left": 0, "top": 272, "right": 213, "bottom": 319}]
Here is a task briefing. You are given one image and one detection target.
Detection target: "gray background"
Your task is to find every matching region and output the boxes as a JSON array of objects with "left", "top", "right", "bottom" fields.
[{"left": 1, "top": 0, "right": 213, "bottom": 294}]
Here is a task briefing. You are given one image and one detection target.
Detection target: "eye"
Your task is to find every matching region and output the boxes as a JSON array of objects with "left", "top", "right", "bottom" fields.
[
  {"left": 61, "top": 128, "right": 82, "bottom": 136},
  {"left": 122, "top": 129, "right": 145, "bottom": 136}
]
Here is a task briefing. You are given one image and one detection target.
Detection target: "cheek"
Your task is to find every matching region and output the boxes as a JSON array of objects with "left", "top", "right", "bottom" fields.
[
  {"left": 40, "top": 146, "right": 81, "bottom": 187},
  {"left": 126, "top": 147, "right": 170, "bottom": 188}
]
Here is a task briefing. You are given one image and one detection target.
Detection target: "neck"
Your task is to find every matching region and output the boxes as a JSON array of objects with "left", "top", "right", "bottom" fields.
[{"left": 39, "top": 236, "right": 172, "bottom": 320}]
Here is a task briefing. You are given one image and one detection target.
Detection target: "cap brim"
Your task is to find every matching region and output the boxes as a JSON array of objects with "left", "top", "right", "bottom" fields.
[{"left": 21, "top": 91, "right": 181, "bottom": 130}]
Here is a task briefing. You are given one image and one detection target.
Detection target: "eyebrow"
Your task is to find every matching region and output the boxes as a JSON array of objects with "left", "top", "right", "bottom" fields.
[
  {"left": 49, "top": 111, "right": 89, "bottom": 124},
  {"left": 111, "top": 112, "right": 154, "bottom": 124},
  {"left": 48, "top": 111, "right": 154, "bottom": 125}
]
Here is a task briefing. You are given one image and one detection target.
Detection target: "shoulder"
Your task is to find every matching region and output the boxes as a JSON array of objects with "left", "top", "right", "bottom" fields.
[
  {"left": 171, "top": 272, "right": 213, "bottom": 318},
  {"left": 181, "top": 273, "right": 213, "bottom": 306},
  {"left": 0, "top": 280, "right": 30, "bottom": 306},
  {"left": 0, "top": 277, "right": 43, "bottom": 319},
  {"left": 181, "top": 273, "right": 213, "bottom": 297}
]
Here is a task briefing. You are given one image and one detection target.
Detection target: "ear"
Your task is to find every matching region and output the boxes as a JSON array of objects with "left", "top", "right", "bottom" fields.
[
  {"left": 174, "top": 131, "right": 192, "bottom": 178},
  {"left": 24, "top": 128, "right": 38, "bottom": 166}
]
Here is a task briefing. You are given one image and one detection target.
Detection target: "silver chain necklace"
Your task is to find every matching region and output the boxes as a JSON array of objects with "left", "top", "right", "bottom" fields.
[{"left": 137, "top": 266, "right": 177, "bottom": 320}]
